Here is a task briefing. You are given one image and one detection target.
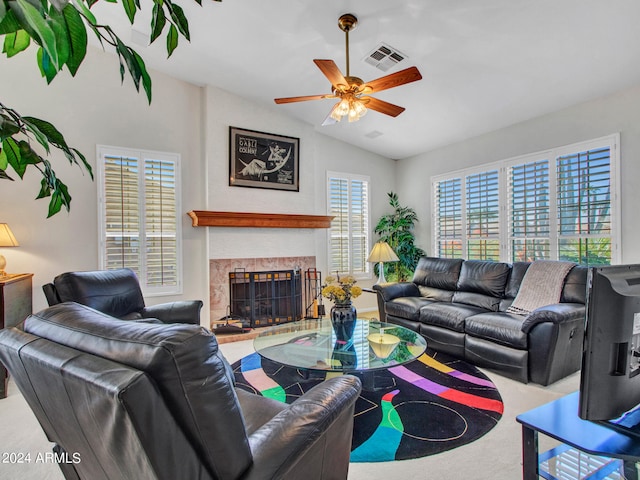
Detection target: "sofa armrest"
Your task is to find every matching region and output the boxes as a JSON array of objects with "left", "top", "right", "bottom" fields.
[
  {"left": 521, "top": 303, "right": 585, "bottom": 334},
  {"left": 141, "top": 300, "right": 203, "bottom": 325},
  {"left": 243, "top": 375, "right": 361, "bottom": 480},
  {"left": 372, "top": 282, "right": 420, "bottom": 302}
]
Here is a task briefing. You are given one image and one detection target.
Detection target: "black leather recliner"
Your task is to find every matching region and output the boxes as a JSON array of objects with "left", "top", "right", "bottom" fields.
[
  {"left": 0, "top": 302, "right": 362, "bottom": 480},
  {"left": 42, "top": 268, "right": 203, "bottom": 325}
]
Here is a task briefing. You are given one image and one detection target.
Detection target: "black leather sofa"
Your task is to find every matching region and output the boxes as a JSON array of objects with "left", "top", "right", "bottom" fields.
[
  {"left": 43, "top": 268, "right": 203, "bottom": 325},
  {"left": 0, "top": 302, "right": 361, "bottom": 480},
  {"left": 373, "top": 257, "right": 588, "bottom": 385}
]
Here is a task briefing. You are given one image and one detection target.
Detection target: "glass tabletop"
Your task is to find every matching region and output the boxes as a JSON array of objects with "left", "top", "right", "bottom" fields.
[{"left": 253, "top": 318, "right": 427, "bottom": 373}]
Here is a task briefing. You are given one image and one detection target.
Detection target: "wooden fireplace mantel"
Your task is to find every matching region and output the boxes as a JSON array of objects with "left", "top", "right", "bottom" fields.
[{"left": 187, "top": 210, "right": 334, "bottom": 229}]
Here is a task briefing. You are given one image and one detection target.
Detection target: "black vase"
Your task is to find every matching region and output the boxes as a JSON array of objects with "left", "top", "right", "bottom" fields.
[{"left": 330, "top": 303, "right": 357, "bottom": 344}]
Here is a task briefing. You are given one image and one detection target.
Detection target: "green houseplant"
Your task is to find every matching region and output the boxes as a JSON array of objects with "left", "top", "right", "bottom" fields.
[
  {"left": 0, "top": 0, "right": 220, "bottom": 217},
  {"left": 374, "top": 191, "right": 426, "bottom": 282}
]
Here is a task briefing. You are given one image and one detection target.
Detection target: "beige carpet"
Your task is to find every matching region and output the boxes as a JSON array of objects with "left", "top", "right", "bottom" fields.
[{"left": 0, "top": 338, "right": 579, "bottom": 480}]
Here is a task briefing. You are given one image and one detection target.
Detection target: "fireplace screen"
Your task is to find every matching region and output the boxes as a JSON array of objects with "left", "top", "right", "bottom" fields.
[{"left": 229, "top": 269, "right": 302, "bottom": 327}]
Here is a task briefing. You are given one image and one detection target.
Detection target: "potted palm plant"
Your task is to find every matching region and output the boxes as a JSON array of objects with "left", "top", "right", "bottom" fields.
[{"left": 374, "top": 192, "right": 426, "bottom": 282}]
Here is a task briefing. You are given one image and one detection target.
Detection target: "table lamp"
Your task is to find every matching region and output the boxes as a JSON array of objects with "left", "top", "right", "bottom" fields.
[
  {"left": 0, "top": 224, "right": 19, "bottom": 276},
  {"left": 367, "top": 241, "right": 399, "bottom": 284}
]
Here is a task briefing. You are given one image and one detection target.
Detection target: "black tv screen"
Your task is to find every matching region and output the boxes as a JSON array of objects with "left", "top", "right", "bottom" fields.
[{"left": 579, "top": 264, "right": 640, "bottom": 425}]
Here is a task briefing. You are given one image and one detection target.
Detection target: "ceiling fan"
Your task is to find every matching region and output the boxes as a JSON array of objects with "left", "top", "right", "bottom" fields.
[{"left": 274, "top": 13, "right": 423, "bottom": 125}]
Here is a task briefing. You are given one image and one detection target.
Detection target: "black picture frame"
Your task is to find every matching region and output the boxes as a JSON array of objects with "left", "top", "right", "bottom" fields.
[{"left": 229, "top": 126, "right": 300, "bottom": 191}]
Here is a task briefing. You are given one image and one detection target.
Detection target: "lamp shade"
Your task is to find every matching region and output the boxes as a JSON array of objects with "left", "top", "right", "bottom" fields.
[
  {"left": 0, "top": 224, "right": 18, "bottom": 247},
  {"left": 367, "top": 241, "right": 399, "bottom": 263}
]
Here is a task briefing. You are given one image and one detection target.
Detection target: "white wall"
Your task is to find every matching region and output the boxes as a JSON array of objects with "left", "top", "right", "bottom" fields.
[
  {"left": 0, "top": 49, "right": 396, "bottom": 320},
  {"left": 0, "top": 48, "right": 209, "bottom": 318},
  {"left": 397, "top": 83, "right": 640, "bottom": 264},
  {"left": 203, "top": 86, "right": 396, "bottom": 313}
]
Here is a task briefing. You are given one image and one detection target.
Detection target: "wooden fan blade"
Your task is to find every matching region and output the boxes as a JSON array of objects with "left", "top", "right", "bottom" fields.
[
  {"left": 364, "top": 66, "right": 422, "bottom": 94},
  {"left": 313, "top": 59, "right": 348, "bottom": 89},
  {"left": 364, "top": 97, "right": 406, "bottom": 117},
  {"left": 274, "top": 94, "right": 329, "bottom": 104}
]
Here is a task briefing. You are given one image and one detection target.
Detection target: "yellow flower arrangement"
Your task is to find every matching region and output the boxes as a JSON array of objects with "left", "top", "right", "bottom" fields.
[{"left": 321, "top": 274, "right": 362, "bottom": 305}]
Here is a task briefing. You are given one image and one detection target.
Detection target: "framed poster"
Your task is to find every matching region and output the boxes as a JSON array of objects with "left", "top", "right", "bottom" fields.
[{"left": 229, "top": 127, "right": 300, "bottom": 191}]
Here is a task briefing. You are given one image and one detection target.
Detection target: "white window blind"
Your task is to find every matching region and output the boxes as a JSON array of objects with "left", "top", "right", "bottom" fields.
[
  {"left": 327, "top": 172, "right": 370, "bottom": 276},
  {"left": 434, "top": 177, "right": 463, "bottom": 258},
  {"left": 466, "top": 170, "right": 500, "bottom": 260},
  {"left": 432, "top": 134, "right": 619, "bottom": 266},
  {"left": 98, "top": 146, "right": 182, "bottom": 295},
  {"left": 557, "top": 146, "right": 611, "bottom": 265},
  {"left": 509, "top": 159, "right": 551, "bottom": 261}
]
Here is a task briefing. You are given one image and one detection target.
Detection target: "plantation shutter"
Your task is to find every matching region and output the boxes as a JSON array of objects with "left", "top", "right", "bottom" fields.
[
  {"left": 99, "top": 146, "right": 182, "bottom": 295},
  {"left": 327, "top": 173, "right": 370, "bottom": 276},
  {"left": 349, "top": 179, "right": 369, "bottom": 274},
  {"left": 556, "top": 146, "right": 611, "bottom": 265},
  {"left": 103, "top": 155, "right": 141, "bottom": 274},
  {"left": 466, "top": 170, "right": 500, "bottom": 260},
  {"left": 145, "top": 158, "right": 178, "bottom": 287},
  {"left": 434, "top": 177, "right": 463, "bottom": 258},
  {"left": 509, "top": 160, "right": 551, "bottom": 261}
]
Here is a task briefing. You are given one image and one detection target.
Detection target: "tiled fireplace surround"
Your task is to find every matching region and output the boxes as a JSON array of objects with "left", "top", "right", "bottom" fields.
[{"left": 209, "top": 256, "right": 317, "bottom": 326}]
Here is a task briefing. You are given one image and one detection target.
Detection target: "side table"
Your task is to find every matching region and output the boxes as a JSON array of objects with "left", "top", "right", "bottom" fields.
[
  {"left": 516, "top": 391, "right": 640, "bottom": 479},
  {"left": 0, "top": 273, "right": 33, "bottom": 399}
]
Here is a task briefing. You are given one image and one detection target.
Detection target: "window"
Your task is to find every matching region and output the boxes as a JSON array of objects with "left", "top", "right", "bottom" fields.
[
  {"left": 327, "top": 172, "right": 370, "bottom": 277},
  {"left": 466, "top": 170, "right": 500, "bottom": 260},
  {"left": 432, "top": 135, "right": 619, "bottom": 266},
  {"left": 97, "top": 145, "right": 182, "bottom": 295},
  {"left": 509, "top": 159, "right": 551, "bottom": 261}
]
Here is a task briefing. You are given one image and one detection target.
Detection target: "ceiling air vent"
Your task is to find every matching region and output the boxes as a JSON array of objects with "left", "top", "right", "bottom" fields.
[{"left": 364, "top": 43, "right": 407, "bottom": 72}]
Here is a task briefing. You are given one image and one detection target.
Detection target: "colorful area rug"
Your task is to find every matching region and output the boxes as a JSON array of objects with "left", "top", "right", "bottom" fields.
[{"left": 232, "top": 349, "right": 504, "bottom": 462}]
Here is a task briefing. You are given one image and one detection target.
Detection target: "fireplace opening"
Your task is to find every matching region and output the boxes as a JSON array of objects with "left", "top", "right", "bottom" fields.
[{"left": 229, "top": 269, "right": 303, "bottom": 328}]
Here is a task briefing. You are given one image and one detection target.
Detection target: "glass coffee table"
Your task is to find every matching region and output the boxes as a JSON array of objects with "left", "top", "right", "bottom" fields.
[{"left": 253, "top": 318, "right": 427, "bottom": 390}]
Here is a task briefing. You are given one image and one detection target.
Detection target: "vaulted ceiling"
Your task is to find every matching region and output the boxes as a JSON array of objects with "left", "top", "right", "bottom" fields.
[{"left": 92, "top": 0, "right": 640, "bottom": 159}]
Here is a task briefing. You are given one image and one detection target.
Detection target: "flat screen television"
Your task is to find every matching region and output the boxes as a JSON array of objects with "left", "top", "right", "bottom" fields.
[{"left": 579, "top": 264, "right": 640, "bottom": 434}]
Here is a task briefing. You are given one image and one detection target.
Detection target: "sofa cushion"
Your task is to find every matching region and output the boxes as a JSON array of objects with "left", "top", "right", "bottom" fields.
[
  {"left": 464, "top": 312, "right": 528, "bottom": 349},
  {"left": 452, "top": 291, "right": 501, "bottom": 311},
  {"left": 456, "top": 260, "right": 511, "bottom": 297},
  {"left": 560, "top": 266, "right": 588, "bottom": 304},
  {"left": 386, "top": 297, "right": 435, "bottom": 321},
  {"left": 499, "top": 262, "right": 531, "bottom": 311},
  {"left": 417, "top": 286, "right": 455, "bottom": 302},
  {"left": 419, "top": 302, "right": 489, "bottom": 333},
  {"left": 23, "top": 302, "right": 251, "bottom": 480},
  {"left": 412, "top": 257, "right": 463, "bottom": 290}
]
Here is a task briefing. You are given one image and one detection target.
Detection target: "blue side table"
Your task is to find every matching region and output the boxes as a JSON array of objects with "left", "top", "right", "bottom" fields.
[{"left": 516, "top": 392, "right": 640, "bottom": 479}]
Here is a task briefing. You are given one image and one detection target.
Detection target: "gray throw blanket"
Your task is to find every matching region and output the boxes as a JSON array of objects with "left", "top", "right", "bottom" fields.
[{"left": 506, "top": 261, "right": 575, "bottom": 316}]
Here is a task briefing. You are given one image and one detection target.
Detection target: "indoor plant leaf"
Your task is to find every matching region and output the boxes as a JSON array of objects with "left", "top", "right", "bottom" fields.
[
  {"left": 121, "top": 0, "right": 136, "bottom": 24},
  {"left": 13, "top": 0, "right": 60, "bottom": 69},
  {"left": 0, "top": 113, "right": 21, "bottom": 137},
  {"left": 132, "top": 50, "right": 151, "bottom": 102},
  {"left": 37, "top": 45, "right": 59, "bottom": 82},
  {"left": 0, "top": 148, "right": 8, "bottom": 170},
  {"left": 166, "top": 2, "right": 189, "bottom": 41},
  {"left": 2, "top": 137, "right": 25, "bottom": 177},
  {"left": 150, "top": 2, "right": 165, "bottom": 44},
  {"left": 47, "top": 6, "right": 71, "bottom": 68},
  {"left": 60, "top": 3, "right": 86, "bottom": 76},
  {"left": 166, "top": 23, "right": 178, "bottom": 57},
  {"left": 0, "top": 10, "right": 21, "bottom": 35},
  {"left": 2, "top": 29, "right": 30, "bottom": 56}
]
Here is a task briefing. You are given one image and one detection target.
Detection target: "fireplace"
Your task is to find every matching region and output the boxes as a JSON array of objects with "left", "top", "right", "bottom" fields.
[
  {"left": 229, "top": 269, "right": 302, "bottom": 327},
  {"left": 209, "top": 256, "right": 316, "bottom": 329}
]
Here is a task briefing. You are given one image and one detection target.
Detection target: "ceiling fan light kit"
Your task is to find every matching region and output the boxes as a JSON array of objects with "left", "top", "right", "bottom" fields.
[{"left": 274, "top": 13, "right": 422, "bottom": 125}]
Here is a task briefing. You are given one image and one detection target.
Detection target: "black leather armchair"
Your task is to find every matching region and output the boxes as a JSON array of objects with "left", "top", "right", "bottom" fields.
[
  {"left": 43, "top": 268, "right": 203, "bottom": 325},
  {"left": 0, "top": 302, "right": 362, "bottom": 480}
]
